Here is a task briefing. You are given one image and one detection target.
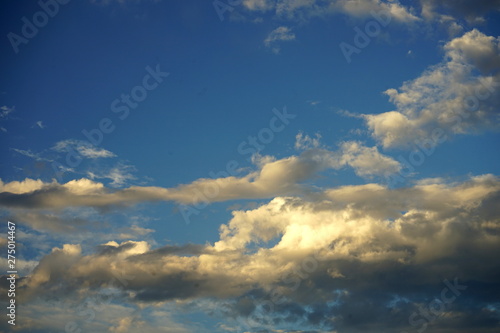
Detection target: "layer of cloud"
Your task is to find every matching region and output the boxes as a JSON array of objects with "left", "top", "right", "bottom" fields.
[
  {"left": 10, "top": 175, "right": 500, "bottom": 332},
  {"left": 0, "top": 143, "right": 400, "bottom": 210}
]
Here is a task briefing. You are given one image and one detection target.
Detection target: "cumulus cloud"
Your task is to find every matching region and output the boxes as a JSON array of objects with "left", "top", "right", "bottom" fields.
[
  {"left": 0, "top": 178, "right": 46, "bottom": 194},
  {"left": 11, "top": 175, "right": 500, "bottom": 332},
  {"left": 365, "top": 29, "right": 500, "bottom": 149}
]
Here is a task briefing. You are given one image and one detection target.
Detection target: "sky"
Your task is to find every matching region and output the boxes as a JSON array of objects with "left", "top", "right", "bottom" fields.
[{"left": 0, "top": 0, "right": 500, "bottom": 332}]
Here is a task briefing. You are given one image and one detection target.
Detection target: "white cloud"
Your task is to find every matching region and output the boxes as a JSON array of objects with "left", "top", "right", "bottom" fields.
[
  {"left": 53, "top": 139, "right": 117, "bottom": 159},
  {"left": 307, "top": 100, "right": 321, "bottom": 106},
  {"left": 0, "top": 105, "right": 14, "bottom": 118},
  {"left": 0, "top": 105, "right": 14, "bottom": 133},
  {"left": 275, "top": 0, "right": 316, "bottom": 19},
  {"left": 264, "top": 26, "right": 296, "bottom": 53},
  {"left": 339, "top": 141, "right": 401, "bottom": 177},
  {"left": 365, "top": 29, "right": 500, "bottom": 149},
  {"left": 332, "top": 0, "right": 420, "bottom": 22},
  {"left": 11, "top": 148, "right": 53, "bottom": 162},
  {"left": 87, "top": 163, "right": 137, "bottom": 187},
  {"left": 295, "top": 132, "right": 321, "bottom": 150},
  {"left": 243, "top": 0, "right": 275, "bottom": 11}
]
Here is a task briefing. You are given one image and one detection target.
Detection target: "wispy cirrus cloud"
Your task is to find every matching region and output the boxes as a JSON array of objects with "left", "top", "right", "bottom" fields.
[
  {"left": 264, "top": 26, "right": 296, "bottom": 53},
  {"left": 0, "top": 105, "right": 14, "bottom": 132},
  {"left": 53, "top": 139, "right": 117, "bottom": 159},
  {"left": 11, "top": 148, "right": 53, "bottom": 162},
  {"left": 87, "top": 162, "right": 137, "bottom": 187}
]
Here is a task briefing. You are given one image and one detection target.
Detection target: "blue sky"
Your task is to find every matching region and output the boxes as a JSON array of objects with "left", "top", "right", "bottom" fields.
[{"left": 1, "top": 1, "right": 500, "bottom": 332}]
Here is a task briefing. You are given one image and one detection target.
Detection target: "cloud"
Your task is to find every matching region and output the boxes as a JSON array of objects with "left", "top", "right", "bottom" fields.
[
  {"left": 0, "top": 300, "right": 194, "bottom": 333},
  {"left": 243, "top": 0, "right": 275, "bottom": 11},
  {"left": 295, "top": 132, "right": 322, "bottom": 150},
  {"left": 331, "top": 0, "right": 420, "bottom": 22},
  {"left": 0, "top": 105, "right": 14, "bottom": 118},
  {"left": 53, "top": 139, "right": 117, "bottom": 159},
  {"left": 339, "top": 141, "right": 401, "bottom": 177},
  {"left": 239, "top": 0, "right": 499, "bottom": 25},
  {"left": 364, "top": 29, "right": 500, "bottom": 149},
  {"left": 0, "top": 257, "right": 38, "bottom": 276},
  {"left": 419, "top": 0, "right": 500, "bottom": 24},
  {"left": 11, "top": 175, "right": 500, "bottom": 332},
  {"left": 7, "top": 210, "right": 91, "bottom": 233},
  {"left": 114, "top": 224, "right": 155, "bottom": 239},
  {"left": 0, "top": 143, "right": 400, "bottom": 210},
  {"left": 241, "top": 0, "right": 420, "bottom": 23},
  {"left": 87, "top": 163, "right": 137, "bottom": 187},
  {"left": 0, "top": 105, "right": 14, "bottom": 133},
  {"left": 264, "top": 26, "right": 296, "bottom": 53},
  {"left": 11, "top": 148, "right": 53, "bottom": 162},
  {"left": 0, "top": 178, "right": 46, "bottom": 194},
  {"left": 307, "top": 100, "right": 321, "bottom": 106}
]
